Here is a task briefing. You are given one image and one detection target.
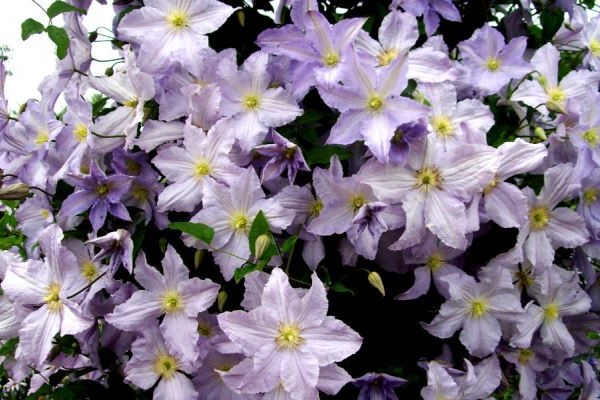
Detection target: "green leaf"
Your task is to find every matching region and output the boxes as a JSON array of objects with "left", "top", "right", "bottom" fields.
[
  {"left": 21, "top": 18, "right": 45, "bottom": 41},
  {"left": 169, "top": 222, "right": 214, "bottom": 244},
  {"left": 248, "top": 211, "right": 278, "bottom": 262},
  {"left": 281, "top": 235, "right": 298, "bottom": 253},
  {"left": 331, "top": 282, "right": 355, "bottom": 296},
  {"left": 47, "top": 1, "right": 86, "bottom": 19},
  {"left": 0, "top": 337, "right": 18, "bottom": 357},
  {"left": 540, "top": 8, "right": 564, "bottom": 42},
  {"left": 46, "top": 25, "right": 70, "bottom": 60},
  {"left": 234, "top": 263, "right": 260, "bottom": 283},
  {"left": 306, "top": 145, "right": 353, "bottom": 166}
]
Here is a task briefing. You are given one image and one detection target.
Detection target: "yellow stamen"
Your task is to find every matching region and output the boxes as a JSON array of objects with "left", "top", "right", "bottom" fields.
[
  {"left": 483, "top": 175, "right": 499, "bottom": 195},
  {"left": 275, "top": 323, "right": 304, "bottom": 350},
  {"left": 415, "top": 167, "right": 442, "bottom": 190},
  {"left": 81, "top": 261, "right": 98, "bottom": 282},
  {"left": 230, "top": 212, "right": 249, "bottom": 231},
  {"left": 194, "top": 160, "right": 211, "bottom": 178},
  {"left": 197, "top": 323, "right": 213, "bottom": 337},
  {"left": 309, "top": 200, "right": 323, "bottom": 217},
  {"left": 518, "top": 348, "right": 534, "bottom": 365},
  {"left": 469, "top": 298, "right": 488, "bottom": 318},
  {"left": 583, "top": 129, "right": 600, "bottom": 147},
  {"left": 44, "top": 283, "right": 62, "bottom": 312},
  {"left": 123, "top": 99, "right": 138, "bottom": 108},
  {"left": 350, "top": 194, "right": 366, "bottom": 212},
  {"left": 125, "top": 159, "right": 141, "bottom": 175},
  {"left": 583, "top": 188, "right": 598, "bottom": 204},
  {"left": 131, "top": 185, "right": 148, "bottom": 201},
  {"left": 34, "top": 130, "right": 49, "bottom": 147},
  {"left": 529, "top": 205, "right": 550, "bottom": 231},
  {"left": 367, "top": 96, "right": 384, "bottom": 113},
  {"left": 73, "top": 123, "right": 88, "bottom": 143},
  {"left": 589, "top": 39, "right": 600, "bottom": 57},
  {"left": 161, "top": 290, "right": 184, "bottom": 314},
  {"left": 543, "top": 302, "right": 560, "bottom": 322},
  {"left": 153, "top": 353, "right": 179, "bottom": 380},
  {"left": 323, "top": 51, "right": 339, "bottom": 68},
  {"left": 95, "top": 184, "right": 109, "bottom": 196},
  {"left": 485, "top": 57, "right": 501, "bottom": 71},
  {"left": 377, "top": 49, "right": 398, "bottom": 66},
  {"left": 431, "top": 115, "right": 454, "bottom": 138},
  {"left": 39, "top": 209, "right": 51, "bottom": 219},
  {"left": 166, "top": 9, "right": 189, "bottom": 30},
  {"left": 426, "top": 252, "right": 444, "bottom": 271},
  {"left": 243, "top": 94, "right": 260, "bottom": 110}
]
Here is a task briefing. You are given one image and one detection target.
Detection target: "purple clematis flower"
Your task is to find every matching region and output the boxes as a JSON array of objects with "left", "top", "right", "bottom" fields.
[
  {"left": 255, "top": 130, "right": 310, "bottom": 184},
  {"left": 105, "top": 245, "right": 219, "bottom": 364},
  {"left": 58, "top": 160, "right": 132, "bottom": 233},
  {"left": 217, "top": 268, "right": 362, "bottom": 399},
  {"left": 390, "top": 0, "right": 461, "bottom": 37},
  {"left": 353, "top": 372, "right": 406, "bottom": 400},
  {"left": 86, "top": 228, "right": 134, "bottom": 276}
]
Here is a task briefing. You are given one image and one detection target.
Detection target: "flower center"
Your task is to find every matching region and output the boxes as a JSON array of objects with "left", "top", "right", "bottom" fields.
[
  {"left": 153, "top": 353, "right": 179, "bottom": 380},
  {"left": 392, "top": 128, "right": 404, "bottom": 144},
  {"left": 284, "top": 145, "right": 297, "bottom": 159},
  {"left": 518, "top": 348, "right": 534, "bottom": 365},
  {"left": 377, "top": 48, "right": 398, "bottom": 66},
  {"left": 275, "top": 323, "right": 304, "bottom": 350},
  {"left": 309, "top": 200, "right": 323, "bottom": 217},
  {"left": 95, "top": 184, "right": 110, "bottom": 196},
  {"left": 468, "top": 298, "right": 488, "bottom": 318},
  {"left": 514, "top": 267, "right": 533, "bottom": 288},
  {"left": 583, "top": 129, "right": 600, "bottom": 147},
  {"left": 230, "top": 212, "right": 249, "bottom": 231},
  {"left": 483, "top": 175, "right": 499, "bottom": 195},
  {"left": 589, "top": 39, "right": 600, "bottom": 56},
  {"left": 529, "top": 205, "right": 550, "bottom": 231},
  {"left": 161, "top": 290, "right": 184, "bottom": 314},
  {"left": 81, "top": 261, "right": 98, "bottom": 282},
  {"left": 194, "top": 160, "right": 211, "bottom": 178},
  {"left": 426, "top": 252, "right": 444, "bottom": 271},
  {"left": 39, "top": 209, "right": 51, "bottom": 219},
  {"left": 197, "top": 323, "right": 213, "bottom": 337},
  {"left": 415, "top": 167, "right": 442, "bottom": 190},
  {"left": 131, "top": 185, "right": 148, "bottom": 201},
  {"left": 583, "top": 188, "right": 598, "bottom": 204},
  {"left": 367, "top": 96, "right": 384, "bottom": 113},
  {"left": 73, "top": 123, "right": 88, "bottom": 143},
  {"left": 34, "top": 129, "right": 49, "bottom": 146},
  {"left": 44, "top": 283, "right": 62, "bottom": 312},
  {"left": 350, "top": 194, "right": 366, "bottom": 212},
  {"left": 322, "top": 51, "right": 339, "bottom": 68},
  {"left": 431, "top": 115, "right": 454, "bottom": 138},
  {"left": 547, "top": 87, "right": 565, "bottom": 103},
  {"left": 485, "top": 57, "right": 501, "bottom": 71},
  {"left": 543, "top": 302, "right": 560, "bottom": 322},
  {"left": 243, "top": 94, "right": 260, "bottom": 110},
  {"left": 123, "top": 99, "right": 138, "bottom": 108},
  {"left": 166, "top": 9, "right": 189, "bottom": 30},
  {"left": 125, "top": 159, "right": 141, "bottom": 175}
]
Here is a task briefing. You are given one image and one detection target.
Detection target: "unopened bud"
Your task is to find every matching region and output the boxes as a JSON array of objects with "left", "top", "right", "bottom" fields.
[
  {"left": 254, "top": 234, "right": 271, "bottom": 260},
  {"left": 88, "top": 31, "right": 98, "bottom": 42},
  {"left": 367, "top": 271, "right": 385, "bottom": 296},
  {"left": 104, "top": 67, "right": 113, "bottom": 77},
  {"left": 194, "top": 249, "right": 204, "bottom": 269},
  {"left": 533, "top": 126, "right": 547, "bottom": 141},
  {"left": 546, "top": 100, "right": 565, "bottom": 115},
  {"left": 0, "top": 183, "right": 29, "bottom": 200},
  {"left": 236, "top": 10, "right": 245, "bottom": 26},
  {"left": 217, "top": 290, "right": 227, "bottom": 312}
]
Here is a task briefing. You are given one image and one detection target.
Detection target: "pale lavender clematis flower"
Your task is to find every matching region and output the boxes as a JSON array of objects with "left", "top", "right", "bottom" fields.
[
  {"left": 498, "top": 342, "right": 551, "bottom": 400},
  {"left": 118, "top": 0, "right": 236, "bottom": 73},
  {"left": 423, "top": 268, "right": 524, "bottom": 357},
  {"left": 353, "top": 372, "right": 406, "bottom": 400},
  {"left": 86, "top": 228, "right": 134, "bottom": 275},
  {"left": 0, "top": 61, "right": 9, "bottom": 136},
  {"left": 319, "top": 50, "right": 428, "bottom": 163},
  {"left": 458, "top": 24, "right": 531, "bottom": 94},
  {"left": 186, "top": 167, "right": 294, "bottom": 280},
  {"left": 505, "top": 163, "right": 589, "bottom": 269},
  {"left": 579, "top": 14, "right": 600, "bottom": 71},
  {"left": 396, "top": 232, "right": 465, "bottom": 300},
  {"left": 569, "top": 91, "right": 600, "bottom": 166},
  {"left": 578, "top": 167, "right": 600, "bottom": 240},
  {"left": 15, "top": 193, "right": 54, "bottom": 251},
  {"left": 88, "top": 46, "right": 155, "bottom": 150},
  {"left": 218, "top": 268, "right": 362, "bottom": 399},
  {"left": 193, "top": 351, "right": 256, "bottom": 400},
  {"left": 255, "top": 130, "right": 310, "bottom": 184},
  {"left": 153, "top": 118, "right": 243, "bottom": 212},
  {"left": 386, "top": 122, "right": 428, "bottom": 165},
  {"left": 1, "top": 225, "right": 93, "bottom": 368},
  {"left": 124, "top": 323, "right": 198, "bottom": 400},
  {"left": 364, "top": 136, "right": 499, "bottom": 250},
  {"left": 512, "top": 43, "right": 600, "bottom": 115},
  {"left": 58, "top": 160, "right": 132, "bottom": 233},
  {"left": 421, "top": 355, "right": 501, "bottom": 400},
  {"left": 217, "top": 51, "right": 302, "bottom": 152},
  {"left": 105, "top": 245, "right": 219, "bottom": 364},
  {"left": 511, "top": 267, "right": 591, "bottom": 357},
  {"left": 390, "top": 0, "right": 461, "bottom": 36}
]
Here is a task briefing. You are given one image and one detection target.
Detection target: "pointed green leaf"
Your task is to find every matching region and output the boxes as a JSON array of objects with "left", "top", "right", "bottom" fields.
[
  {"left": 169, "top": 222, "right": 215, "bottom": 244},
  {"left": 281, "top": 235, "right": 298, "bottom": 253},
  {"left": 46, "top": 26, "right": 70, "bottom": 60},
  {"left": 234, "top": 263, "right": 261, "bottom": 284},
  {"left": 331, "top": 282, "right": 355, "bottom": 296},
  {"left": 47, "top": 1, "right": 86, "bottom": 19},
  {"left": 248, "top": 210, "right": 278, "bottom": 262},
  {"left": 21, "top": 18, "right": 45, "bottom": 40}
]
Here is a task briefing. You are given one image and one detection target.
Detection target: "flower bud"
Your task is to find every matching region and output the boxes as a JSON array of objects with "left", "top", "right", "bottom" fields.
[
  {"left": 533, "top": 126, "right": 547, "bottom": 141},
  {"left": 194, "top": 249, "right": 204, "bottom": 269},
  {"left": 217, "top": 290, "right": 227, "bottom": 312},
  {"left": 367, "top": 271, "right": 385, "bottom": 296},
  {"left": 254, "top": 234, "right": 271, "bottom": 260},
  {"left": 0, "top": 183, "right": 29, "bottom": 200}
]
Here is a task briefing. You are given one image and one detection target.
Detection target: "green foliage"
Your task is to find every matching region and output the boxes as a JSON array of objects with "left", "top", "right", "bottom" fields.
[
  {"left": 21, "top": 18, "right": 45, "bottom": 40},
  {"left": 46, "top": 26, "right": 70, "bottom": 60},
  {"left": 169, "top": 221, "right": 215, "bottom": 244},
  {"left": 234, "top": 262, "right": 261, "bottom": 283},
  {"left": 248, "top": 210, "right": 278, "bottom": 263},
  {"left": 46, "top": 1, "right": 86, "bottom": 19},
  {"left": 306, "top": 145, "right": 354, "bottom": 166}
]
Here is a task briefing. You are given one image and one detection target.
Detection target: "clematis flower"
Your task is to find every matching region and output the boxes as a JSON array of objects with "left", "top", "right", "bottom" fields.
[
  {"left": 105, "top": 245, "right": 219, "bottom": 363},
  {"left": 423, "top": 268, "right": 524, "bottom": 357},
  {"left": 0, "top": 61, "right": 9, "bottom": 136},
  {"left": 118, "top": 0, "right": 237, "bottom": 73},
  {"left": 86, "top": 228, "right": 134, "bottom": 276},
  {"left": 255, "top": 130, "right": 310, "bottom": 184},
  {"left": 124, "top": 323, "right": 198, "bottom": 400},
  {"left": 187, "top": 167, "right": 294, "bottom": 280},
  {"left": 390, "top": 0, "right": 461, "bottom": 36},
  {"left": 217, "top": 268, "right": 362, "bottom": 399},
  {"left": 498, "top": 342, "right": 551, "bottom": 400},
  {"left": 217, "top": 51, "right": 302, "bottom": 152},
  {"left": 1, "top": 225, "right": 93, "bottom": 368},
  {"left": 58, "top": 160, "right": 132, "bottom": 233},
  {"left": 458, "top": 24, "right": 531, "bottom": 94},
  {"left": 353, "top": 372, "right": 406, "bottom": 400}
]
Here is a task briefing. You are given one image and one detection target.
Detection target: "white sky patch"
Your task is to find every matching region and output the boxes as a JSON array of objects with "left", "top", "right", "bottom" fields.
[{"left": 1, "top": 0, "right": 118, "bottom": 111}]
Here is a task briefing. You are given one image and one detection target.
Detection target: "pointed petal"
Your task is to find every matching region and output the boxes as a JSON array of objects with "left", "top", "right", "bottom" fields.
[{"left": 105, "top": 290, "right": 163, "bottom": 331}]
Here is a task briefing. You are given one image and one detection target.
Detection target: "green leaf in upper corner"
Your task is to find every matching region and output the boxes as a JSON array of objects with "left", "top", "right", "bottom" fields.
[
  {"left": 233, "top": 263, "right": 261, "bottom": 284},
  {"left": 281, "top": 235, "right": 298, "bottom": 253},
  {"left": 306, "top": 145, "right": 353, "bottom": 166},
  {"left": 169, "top": 222, "right": 215, "bottom": 245},
  {"left": 46, "top": 26, "right": 70, "bottom": 60},
  {"left": 21, "top": 18, "right": 45, "bottom": 41},
  {"left": 330, "top": 282, "right": 355, "bottom": 296},
  {"left": 47, "top": 1, "right": 86, "bottom": 19}
]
